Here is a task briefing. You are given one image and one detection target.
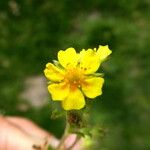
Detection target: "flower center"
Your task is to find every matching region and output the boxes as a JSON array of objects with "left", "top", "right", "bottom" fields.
[{"left": 64, "top": 68, "right": 85, "bottom": 90}]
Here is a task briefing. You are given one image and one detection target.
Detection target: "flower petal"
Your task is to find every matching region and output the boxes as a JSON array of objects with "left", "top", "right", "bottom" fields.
[
  {"left": 79, "top": 49, "right": 101, "bottom": 74},
  {"left": 62, "top": 89, "right": 85, "bottom": 110},
  {"left": 48, "top": 82, "right": 69, "bottom": 101},
  {"left": 44, "top": 63, "right": 64, "bottom": 82},
  {"left": 97, "top": 45, "right": 112, "bottom": 61},
  {"left": 58, "top": 48, "right": 78, "bottom": 68},
  {"left": 82, "top": 77, "right": 104, "bottom": 98}
]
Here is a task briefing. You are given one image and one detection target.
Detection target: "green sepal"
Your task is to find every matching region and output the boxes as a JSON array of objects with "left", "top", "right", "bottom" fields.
[
  {"left": 51, "top": 109, "right": 65, "bottom": 119},
  {"left": 92, "top": 73, "right": 104, "bottom": 77},
  {"left": 52, "top": 60, "right": 64, "bottom": 69}
]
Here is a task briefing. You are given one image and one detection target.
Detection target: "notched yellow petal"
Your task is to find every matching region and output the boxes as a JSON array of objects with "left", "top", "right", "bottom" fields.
[
  {"left": 82, "top": 77, "right": 104, "bottom": 98},
  {"left": 62, "top": 89, "right": 85, "bottom": 110},
  {"left": 58, "top": 48, "right": 78, "bottom": 68},
  {"left": 44, "top": 63, "right": 64, "bottom": 82},
  {"left": 48, "top": 82, "right": 69, "bottom": 101},
  {"left": 97, "top": 45, "right": 112, "bottom": 61},
  {"left": 79, "top": 49, "right": 101, "bottom": 74}
]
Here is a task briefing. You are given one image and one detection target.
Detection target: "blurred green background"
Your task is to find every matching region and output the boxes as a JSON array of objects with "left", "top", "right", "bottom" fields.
[{"left": 0, "top": 0, "right": 149, "bottom": 149}]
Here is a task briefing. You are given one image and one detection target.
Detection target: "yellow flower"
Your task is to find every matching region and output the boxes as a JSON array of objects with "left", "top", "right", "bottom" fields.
[{"left": 44, "top": 45, "right": 112, "bottom": 110}]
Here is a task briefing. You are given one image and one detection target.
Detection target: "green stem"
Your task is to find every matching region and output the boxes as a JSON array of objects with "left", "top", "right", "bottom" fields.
[{"left": 56, "top": 113, "right": 69, "bottom": 150}]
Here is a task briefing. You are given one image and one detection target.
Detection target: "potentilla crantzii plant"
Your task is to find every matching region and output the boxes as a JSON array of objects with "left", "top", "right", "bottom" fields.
[{"left": 44, "top": 45, "right": 112, "bottom": 150}]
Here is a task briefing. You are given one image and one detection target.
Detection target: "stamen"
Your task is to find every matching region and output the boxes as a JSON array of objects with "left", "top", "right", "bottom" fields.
[{"left": 64, "top": 68, "right": 85, "bottom": 90}]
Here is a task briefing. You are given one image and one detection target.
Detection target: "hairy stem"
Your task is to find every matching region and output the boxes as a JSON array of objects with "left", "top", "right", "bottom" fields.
[{"left": 56, "top": 114, "right": 69, "bottom": 150}]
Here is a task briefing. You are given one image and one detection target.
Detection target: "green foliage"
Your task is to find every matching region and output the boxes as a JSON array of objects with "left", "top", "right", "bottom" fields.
[{"left": 0, "top": 0, "right": 149, "bottom": 149}]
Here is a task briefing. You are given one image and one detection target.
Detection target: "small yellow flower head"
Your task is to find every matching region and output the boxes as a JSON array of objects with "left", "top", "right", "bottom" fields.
[{"left": 44, "top": 45, "right": 112, "bottom": 110}]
